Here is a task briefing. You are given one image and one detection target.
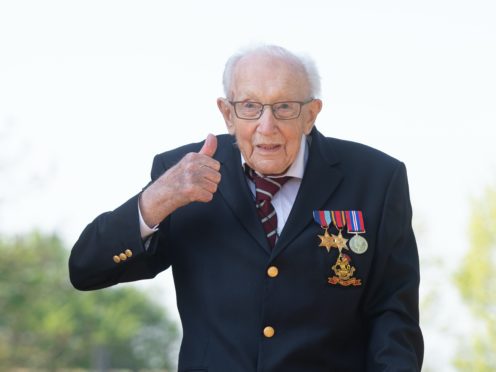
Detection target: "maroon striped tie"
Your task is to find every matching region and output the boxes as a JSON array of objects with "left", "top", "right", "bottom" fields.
[{"left": 246, "top": 167, "right": 291, "bottom": 248}]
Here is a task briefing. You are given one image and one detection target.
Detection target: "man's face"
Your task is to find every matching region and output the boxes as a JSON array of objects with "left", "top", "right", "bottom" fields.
[{"left": 218, "top": 54, "right": 322, "bottom": 176}]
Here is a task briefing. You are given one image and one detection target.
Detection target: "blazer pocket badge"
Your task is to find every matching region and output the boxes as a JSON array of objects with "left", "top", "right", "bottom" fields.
[
  {"left": 313, "top": 210, "right": 367, "bottom": 287},
  {"left": 328, "top": 253, "right": 362, "bottom": 286}
]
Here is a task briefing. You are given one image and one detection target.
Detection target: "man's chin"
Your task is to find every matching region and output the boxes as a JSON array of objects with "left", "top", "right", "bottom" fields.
[{"left": 251, "top": 162, "right": 290, "bottom": 177}]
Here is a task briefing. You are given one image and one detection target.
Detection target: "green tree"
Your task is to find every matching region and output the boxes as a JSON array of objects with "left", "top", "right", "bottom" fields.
[
  {"left": 0, "top": 231, "right": 179, "bottom": 370},
  {"left": 454, "top": 187, "right": 496, "bottom": 371}
]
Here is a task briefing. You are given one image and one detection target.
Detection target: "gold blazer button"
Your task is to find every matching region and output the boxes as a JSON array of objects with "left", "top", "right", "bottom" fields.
[
  {"left": 263, "top": 326, "right": 275, "bottom": 338},
  {"left": 267, "top": 266, "right": 279, "bottom": 278}
]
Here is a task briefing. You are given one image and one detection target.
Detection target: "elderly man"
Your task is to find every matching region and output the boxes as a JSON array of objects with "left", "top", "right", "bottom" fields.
[{"left": 70, "top": 45, "right": 423, "bottom": 371}]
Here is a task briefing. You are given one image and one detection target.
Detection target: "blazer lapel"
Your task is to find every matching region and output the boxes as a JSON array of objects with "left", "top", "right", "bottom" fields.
[
  {"left": 273, "top": 129, "right": 343, "bottom": 256},
  {"left": 216, "top": 136, "right": 271, "bottom": 253}
]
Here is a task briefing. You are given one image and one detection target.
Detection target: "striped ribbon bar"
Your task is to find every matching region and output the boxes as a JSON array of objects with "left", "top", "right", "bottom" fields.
[
  {"left": 313, "top": 210, "right": 332, "bottom": 228},
  {"left": 345, "top": 210, "right": 365, "bottom": 233},
  {"left": 331, "top": 211, "right": 346, "bottom": 230}
]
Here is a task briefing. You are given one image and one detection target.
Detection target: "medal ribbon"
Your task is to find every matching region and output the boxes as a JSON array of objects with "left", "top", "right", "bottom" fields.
[
  {"left": 313, "top": 210, "right": 332, "bottom": 228},
  {"left": 331, "top": 211, "right": 346, "bottom": 230},
  {"left": 345, "top": 210, "right": 365, "bottom": 233}
]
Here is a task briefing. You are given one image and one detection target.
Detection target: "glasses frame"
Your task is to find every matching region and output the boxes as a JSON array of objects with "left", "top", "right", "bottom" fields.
[{"left": 228, "top": 99, "right": 314, "bottom": 120}]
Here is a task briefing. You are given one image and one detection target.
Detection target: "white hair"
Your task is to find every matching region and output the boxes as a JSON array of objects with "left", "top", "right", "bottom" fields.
[{"left": 222, "top": 44, "right": 321, "bottom": 99}]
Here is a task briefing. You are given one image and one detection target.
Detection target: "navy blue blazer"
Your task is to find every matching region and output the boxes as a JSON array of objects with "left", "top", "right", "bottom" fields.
[{"left": 70, "top": 128, "right": 423, "bottom": 371}]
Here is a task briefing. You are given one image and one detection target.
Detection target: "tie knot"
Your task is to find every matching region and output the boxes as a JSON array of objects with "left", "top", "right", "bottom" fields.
[{"left": 246, "top": 167, "right": 291, "bottom": 203}]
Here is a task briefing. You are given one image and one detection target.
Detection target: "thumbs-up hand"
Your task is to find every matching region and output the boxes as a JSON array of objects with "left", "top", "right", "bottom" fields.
[
  {"left": 199, "top": 133, "right": 218, "bottom": 157},
  {"left": 140, "top": 134, "right": 222, "bottom": 227}
]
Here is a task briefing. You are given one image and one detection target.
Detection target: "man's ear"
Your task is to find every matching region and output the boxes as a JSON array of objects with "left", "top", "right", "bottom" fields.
[
  {"left": 217, "top": 98, "right": 236, "bottom": 135},
  {"left": 304, "top": 99, "right": 323, "bottom": 135}
]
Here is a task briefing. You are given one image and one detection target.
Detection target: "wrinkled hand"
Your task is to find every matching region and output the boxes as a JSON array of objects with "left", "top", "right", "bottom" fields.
[{"left": 139, "top": 134, "right": 221, "bottom": 227}]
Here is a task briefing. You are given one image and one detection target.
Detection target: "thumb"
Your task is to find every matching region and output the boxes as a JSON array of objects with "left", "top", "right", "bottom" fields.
[{"left": 198, "top": 133, "right": 218, "bottom": 157}]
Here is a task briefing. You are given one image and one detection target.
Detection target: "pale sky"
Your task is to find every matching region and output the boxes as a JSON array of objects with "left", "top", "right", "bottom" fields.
[{"left": 1, "top": 1, "right": 496, "bottom": 370}]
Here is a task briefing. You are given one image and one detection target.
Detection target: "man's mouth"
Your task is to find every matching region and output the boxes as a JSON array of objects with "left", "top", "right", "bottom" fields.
[{"left": 256, "top": 144, "right": 281, "bottom": 151}]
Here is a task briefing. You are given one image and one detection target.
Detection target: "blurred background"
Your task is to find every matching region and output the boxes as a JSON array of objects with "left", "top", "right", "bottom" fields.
[{"left": 1, "top": 0, "right": 495, "bottom": 370}]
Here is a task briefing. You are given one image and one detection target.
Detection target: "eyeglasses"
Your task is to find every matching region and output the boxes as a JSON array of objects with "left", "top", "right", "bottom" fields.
[{"left": 229, "top": 99, "right": 314, "bottom": 120}]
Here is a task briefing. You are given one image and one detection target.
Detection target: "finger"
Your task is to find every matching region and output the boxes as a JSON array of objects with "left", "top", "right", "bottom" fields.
[
  {"left": 200, "top": 166, "right": 222, "bottom": 184},
  {"left": 196, "top": 189, "right": 215, "bottom": 203},
  {"left": 198, "top": 133, "right": 218, "bottom": 158},
  {"left": 200, "top": 158, "right": 221, "bottom": 171},
  {"left": 201, "top": 177, "right": 220, "bottom": 194}
]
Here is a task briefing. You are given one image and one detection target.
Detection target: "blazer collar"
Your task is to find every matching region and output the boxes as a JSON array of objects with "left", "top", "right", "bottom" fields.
[
  {"left": 215, "top": 128, "right": 343, "bottom": 256},
  {"left": 216, "top": 135, "right": 270, "bottom": 250},
  {"left": 274, "top": 127, "right": 343, "bottom": 256}
]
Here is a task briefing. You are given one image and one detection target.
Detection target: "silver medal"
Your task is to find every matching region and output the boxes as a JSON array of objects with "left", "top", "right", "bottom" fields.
[{"left": 349, "top": 234, "right": 368, "bottom": 254}]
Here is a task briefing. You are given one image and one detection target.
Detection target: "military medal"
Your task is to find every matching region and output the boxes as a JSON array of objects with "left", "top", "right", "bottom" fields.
[
  {"left": 328, "top": 211, "right": 361, "bottom": 286},
  {"left": 330, "top": 211, "right": 349, "bottom": 253},
  {"left": 313, "top": 210, "right": 335, "bottom": 252},
  {"left": 315, "top": 211, "right": 363, "bottom": 287},
  {"left": 345, "top": 210, "right": 368, "bottom": 254}
]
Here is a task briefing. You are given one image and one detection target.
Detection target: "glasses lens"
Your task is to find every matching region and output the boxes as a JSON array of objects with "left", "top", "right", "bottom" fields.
[
  {"left": 273, "top": 102, "right": 300, "bottom": 119},
  {"left": 235, "top": 102, "right": 263, "bottom": 119}
]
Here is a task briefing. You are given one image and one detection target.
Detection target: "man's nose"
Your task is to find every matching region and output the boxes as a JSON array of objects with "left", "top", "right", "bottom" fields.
[{"left": 257, "top": 106, "right": 278, "bottom": 133}]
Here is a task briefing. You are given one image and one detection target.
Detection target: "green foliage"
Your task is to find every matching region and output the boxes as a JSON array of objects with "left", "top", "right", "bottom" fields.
[
  {"left": 0, "top": 231, "right": 179, "bottom": 370},
  {"left": 454, "top": 188, "right": 496, "bottom": 371}
]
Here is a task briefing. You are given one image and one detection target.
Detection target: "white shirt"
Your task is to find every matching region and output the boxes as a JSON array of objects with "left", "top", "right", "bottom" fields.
[{"left": 139, "top": 134, "right": 309, "bottom": 240}]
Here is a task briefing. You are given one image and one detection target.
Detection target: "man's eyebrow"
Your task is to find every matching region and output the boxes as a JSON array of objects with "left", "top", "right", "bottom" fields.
[{"left": 234, "top": 92, "right": 259, "bottom": 101}]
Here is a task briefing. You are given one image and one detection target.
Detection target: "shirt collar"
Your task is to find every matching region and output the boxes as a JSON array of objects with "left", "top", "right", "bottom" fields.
[{"left": 241, "top": 134, "right": 308, "bottom": 180}]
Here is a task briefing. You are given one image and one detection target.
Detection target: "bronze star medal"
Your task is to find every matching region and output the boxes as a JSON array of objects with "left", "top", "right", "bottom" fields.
[
  {"left": 331, "top": 231, "right": 349, "bottom": 254},
  {"left": 331, "top": 211, "right": 349, "bottom": 253},
  {"left": 314, "top": 211, "right": 336, "bottom": 252},
  {"left": 318, "top": 228, "right": 336, "bottom": 252}
]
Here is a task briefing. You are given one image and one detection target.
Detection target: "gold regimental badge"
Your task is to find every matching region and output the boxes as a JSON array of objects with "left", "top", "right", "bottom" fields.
[{"left": 328, "top": 253, "right": 362, "bottom": 287}]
